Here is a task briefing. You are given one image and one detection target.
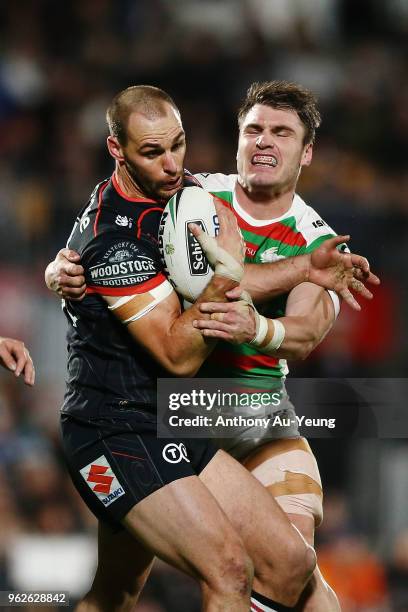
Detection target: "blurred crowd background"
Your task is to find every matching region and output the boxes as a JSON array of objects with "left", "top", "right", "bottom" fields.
[{"left": 0, "top": 0, "right": 407, "bottom": 610}]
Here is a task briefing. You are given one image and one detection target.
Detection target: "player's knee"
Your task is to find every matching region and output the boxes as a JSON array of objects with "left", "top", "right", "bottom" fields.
[
  {"left": 206, "top": 538, "right": 253, "bottom": 598},
  {"left": 284, "top": 534, "right": 316, "bottom": 583},
  {"left": 256, "top": 532, "right": 315, "bottom": 603},
  {"left": 223, "top": 550, "right": 253, "bottom": 597}
]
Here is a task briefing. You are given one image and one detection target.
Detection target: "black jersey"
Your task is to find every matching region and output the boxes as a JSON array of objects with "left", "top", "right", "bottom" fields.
[{"left": 62, "top": 174, "right": 174, "bottom": 418}]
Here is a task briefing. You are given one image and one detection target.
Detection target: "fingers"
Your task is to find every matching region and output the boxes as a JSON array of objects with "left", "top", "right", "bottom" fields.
[
  {"left": 193, "top": 319, "right": 231, "bottom": 332},
  {"left": 350, "top": 256, "right": 381, "bottom": 285},
  {"left": 213, "top": 200, "right": 239, "bottom": 233},
  {"left": 350, "top": 278, "right": 373, "bottom": 300},
  {"left": 23, "top": 356, "right": 35, "bottom": 386},
  {"left": 199, "top": 300, "right": 249, "bottom": 315},
  {"left": 225, "top": 287, "right": 244, "bottom": 300},
  {"left": 193, "top": 319, "right": 234, "bottom": 341},
  {"left": 365, "top": 271, "right": 380, "bottom": 285},
  {"left": 187, "top": 222, "right": 203, "bottom": 239},
  {"left": 199, "top": 302, "right": 233, "bottom": 314},
  {"left": 49, "top": 249, "right": 86, "bottom": 300},
  {"left": 57, "top": 271, "right": 86, "bottom": 287},
  {"left": 350, "top": 254, "right": 370, "bottom": 275},
  {"left": 0, "top": 341, "right": 18, "bottom": 372},
  {"left": 58, "top": 248, "right": 81, "bottom": 263},
  {"left": 65, "top": 263, "right": 85, "bottom": 278},
  {"left": 55, "top": 275, "right": 86, "bottom": 301},
  {"left": 339, "top": 288, "right": 361, "bottom": 311},
  {"left": 326, "top": 234, "right": 350, "bottom": 249},
  {"left": 55, "top": 268, "right": 86, "bottom": 300},
  {"left": 0, "top": 339, "right": 35, "bottom": 385},
  {"left": 55, "top": 248, "right": 84, "bottom": 276},
  {"left": 15, "top": 349, "right": 35, "bottom": 386},
  {"left": 61, "top": 287, "right": 87, "bottom": 301},
  {"left": 195, "top": 328, "right": 233, "bottom": 341}
]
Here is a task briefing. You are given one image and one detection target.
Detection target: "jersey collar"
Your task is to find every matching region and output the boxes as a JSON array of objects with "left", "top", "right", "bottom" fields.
[{"left": 112, "top": 173, "right": 158, "bottom": 204}]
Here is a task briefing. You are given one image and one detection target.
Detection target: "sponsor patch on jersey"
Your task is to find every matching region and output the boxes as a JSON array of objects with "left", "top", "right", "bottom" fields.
[
  {"left": 80, "top": 455, "right": 125, "bottom": 507},
  {"left": 88, "top": 240, "right": 159, "bottom": 288},
  {"left": 260, "top": 247, "right": 287, "bottom": 263}
]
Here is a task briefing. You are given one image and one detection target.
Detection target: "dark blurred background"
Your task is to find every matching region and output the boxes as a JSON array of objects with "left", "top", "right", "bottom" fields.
[{"left": 0, "top": 1, "right": 407, "bottom": 610}]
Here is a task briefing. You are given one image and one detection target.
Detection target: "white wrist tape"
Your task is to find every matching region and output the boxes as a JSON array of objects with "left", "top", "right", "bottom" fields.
[
  {"left": 238, "top": 290, "right": 285, "bottom": 352},
  {"left": 262, "top": 319, "right": 286, "bottom": 353},
  {"left": 194, "top": 231, "right": 244, "bottom": 283},
  {"left": 249, "top": 314, "right": 286, "bottom": 354},
  {"left": 239, "top": 290, "right": 267, "bottom": 346},
  {"left": 249, "top": 313, "right": 268, "bottom": 345}
]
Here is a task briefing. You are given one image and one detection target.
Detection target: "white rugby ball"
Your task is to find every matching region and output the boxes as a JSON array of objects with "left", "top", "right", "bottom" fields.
[{"left": 158, "top": 186, "right": 219, "bottom": 303}]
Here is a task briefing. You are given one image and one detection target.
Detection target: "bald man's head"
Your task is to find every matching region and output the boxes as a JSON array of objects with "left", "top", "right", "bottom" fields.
[{"left": 106, "top": 85, "right": 180, "bottom": 146}]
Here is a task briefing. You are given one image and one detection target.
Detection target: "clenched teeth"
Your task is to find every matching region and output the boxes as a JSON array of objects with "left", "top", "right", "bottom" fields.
[{"left": 252, "top": 154, "right": 277, "bottom": 167}]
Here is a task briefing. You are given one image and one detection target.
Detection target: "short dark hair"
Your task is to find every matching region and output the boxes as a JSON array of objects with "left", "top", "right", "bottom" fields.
[
  {"left": 106, "top": 85, "right": 179, "bottom": 146},
  {"left": 238, "top": 81, "right": 321, "bottom": 144}
]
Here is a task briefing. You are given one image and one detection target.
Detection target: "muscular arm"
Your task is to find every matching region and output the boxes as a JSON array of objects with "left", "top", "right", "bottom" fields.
[
  {"left": 106, "top": 275, "right": 236, "bottom": 377},
  {"left": 101, "top": 201, "right": 243, "bottom": 377},
  {"left": 273, "top": 283, "right": 335, "bottom": 360},
  {"left": 46, "top": 235, "right": 379, "bottom": 310},
  {"left": 242, "top": 256, "right": 309, "bottom": 303},
  {"left": 242, "top": 235, "right": 379, "bottom": 309},
  {"left": 193, "top": 282, "right": 336, "bottom": 362}
]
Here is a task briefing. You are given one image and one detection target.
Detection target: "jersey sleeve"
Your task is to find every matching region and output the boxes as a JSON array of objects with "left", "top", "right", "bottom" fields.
[
  {"left": 299, "top": 204, "right": 349, "bottom": 255},
  {"left": 296, "top": 202, "right": 349, "bottom": 318},
  {"left": 82, "top": 232, "right": 167, "bottom": 297}
]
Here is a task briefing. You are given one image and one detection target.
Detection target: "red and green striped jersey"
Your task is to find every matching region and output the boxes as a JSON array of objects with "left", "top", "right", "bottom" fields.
[{"left": 194, "top": 172, "right": 337, "bottom": 380}]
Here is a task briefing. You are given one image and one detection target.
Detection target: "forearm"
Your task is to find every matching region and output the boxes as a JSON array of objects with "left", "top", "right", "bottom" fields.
[
  {"left": 242, "top": 255, "right": 310, "bottom": 303},
  {"left": 257, "top": 286, "right": 335, "bottom": 360},
  {"left": 270, "top": 314, "right": 332, "bottom": 361},
  {"left": 160, "top": 275, "right": 237, "bottom": 376}
]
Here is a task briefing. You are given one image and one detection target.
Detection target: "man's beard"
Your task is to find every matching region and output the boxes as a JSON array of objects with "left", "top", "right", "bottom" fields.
[
  {"left": 123, "top": 158, "right": 163, "bottom": 202},
  {"left": 124, "top": 157, "right": 184, "bottom": 204}
]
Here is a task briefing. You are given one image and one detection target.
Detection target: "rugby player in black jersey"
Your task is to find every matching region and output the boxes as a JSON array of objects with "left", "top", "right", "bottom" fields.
[{"left": 46, "top": 86, "right": 378, "bottom": 612}]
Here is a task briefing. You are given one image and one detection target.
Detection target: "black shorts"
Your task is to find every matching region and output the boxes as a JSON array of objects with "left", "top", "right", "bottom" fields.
[{"left": 60, "top": 405, "right": 217, "bottom": 529}]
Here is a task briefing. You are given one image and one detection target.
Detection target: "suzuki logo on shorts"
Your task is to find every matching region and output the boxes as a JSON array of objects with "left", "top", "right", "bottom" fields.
[
  {"left": 87, "top": 464, "right": 114, "bottom": 494},
  {"left": 80, "top": 455, "right": 125, "bottom": 507},
  {"left": 162, "top": 443, "right": 190, "bottom": 464}
]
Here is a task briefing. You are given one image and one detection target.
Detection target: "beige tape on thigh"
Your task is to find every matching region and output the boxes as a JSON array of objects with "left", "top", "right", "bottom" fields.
[{"left": 250, "top": 449, "right": 323, "bottom": 526}]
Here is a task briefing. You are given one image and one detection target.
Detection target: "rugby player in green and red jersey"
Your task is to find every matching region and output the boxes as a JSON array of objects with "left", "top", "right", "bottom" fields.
[{"left": 191, "top": 81, "right": 362, "bottom": 611}]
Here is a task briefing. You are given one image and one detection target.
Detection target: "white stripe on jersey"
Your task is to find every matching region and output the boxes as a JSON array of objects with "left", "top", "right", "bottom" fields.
[{"left": 108, "top": 279, "right": 174, "bottom": 323}]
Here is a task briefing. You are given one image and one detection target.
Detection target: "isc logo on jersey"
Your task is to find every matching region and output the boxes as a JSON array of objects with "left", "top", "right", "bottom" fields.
[
  {"left": 80, "top": 455, "right": 125, "bottom": 507},
  {"left": 159, "top": 187, "right": 218, "bottom": 303}
]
